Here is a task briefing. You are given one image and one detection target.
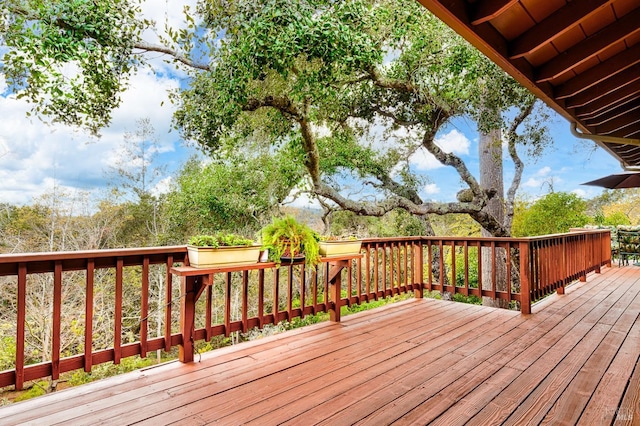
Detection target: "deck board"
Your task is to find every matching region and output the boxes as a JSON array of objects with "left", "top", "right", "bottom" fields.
[{"left": 1, "top": 265, "right": 639, "bottom": 425}]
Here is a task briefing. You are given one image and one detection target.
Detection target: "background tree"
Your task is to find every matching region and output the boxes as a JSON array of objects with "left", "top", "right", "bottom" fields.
[
  {"left": 166, "top": 148, "right": 304, "bottom": 240},
  {"left": 511, "top": 192, "right": 591, "bottom": 237},
  {"left": 107, "top": 118, "right": 169, "bottom": 246}
]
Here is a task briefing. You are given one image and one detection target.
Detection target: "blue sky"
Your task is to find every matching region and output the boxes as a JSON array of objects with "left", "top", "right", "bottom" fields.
[{"left": 0, "top": 0, "right": 623, "bottom": 208}]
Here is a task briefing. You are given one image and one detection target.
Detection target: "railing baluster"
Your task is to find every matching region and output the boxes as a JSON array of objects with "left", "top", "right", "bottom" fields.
[
  {"left": 463, "top": 241, "right": 469, "bottom": 296},
  {"left": 438, "top": 240, "right": 444, "bottom": 289},
  {"left": 52, "top": 261, "right": 62, "bottom": 380},
  {"left": 16, "top": 263, "right": 26, "bottom": 391},
  {"left": 114, "top": 257, "right": 123, "bottom": 364},
  {"left": 382, "top": 244, "right": 388, "bottom": 297},
  {"left": 300, "top": 266, "right": 306, "bottom": 318},
  {"left": 490, "top": 241, "right": 497, "bottom": 301},
  {"left": 451, "top": 240, "right": 457, "bottom": 295},
  {"left": 427, "top": 242, "right": 433, "bottom": 290},
  {"left": 140, "top": 256, "right": 149, "bottom": 358},
  {"left": 206, "top": 281, "right": 213, "bottom": 341},
  {"left": 225, "top": 272, "right": 232, "bottom": 337},
  {"left": 242, "top": 270, "right": 249, "bottom": 333},
  {"left": 312, "top": 267, "right": 318, "bottom": 315},
  {"left": 505, "top": 244, "right": 512, "bottom": 304},
  {"left": 274, "top": 268, "right": 280, "bottom": 323},
  {"left": 476, "top": 242, "right": 482, "bottom": 298},
  {"left": 165, "top": 256, "right": 173, "bottom": 352},
  {"left": 258, "top": 269, "right": 265, "bottom": 327},
  {"left": 374, "top": 245, "right": 379, "bottom": 299},
  {"left": 84, "top": 259, "right": 95, "bottom": 373},
  {"left": 287, "top": 266, "right": 293, "bottom": 321}
]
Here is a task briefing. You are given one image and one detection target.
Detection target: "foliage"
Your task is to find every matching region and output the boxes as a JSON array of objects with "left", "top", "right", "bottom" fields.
[
  {"left": 171, "top": 0, "right": 549, "bottom": 237},
  {"left": 14, "top": 381, "right": 48, "bottom": 401},
  {"left": 188, "top": 233, "right": 254, "bottom": 248},
  {"left": 166, "top": 152, "right": 303, "bottom": 239},
  {"left": 318, "top": 235, "right": 358, "bottom": 241},
  {"left": 451, "top": 293, "right": 482, "bottom": 305},
  {"left": 512, "top": 192, "right": 591, "bottom": 237},
  {"left": 601, "top": 211, "right": 631, "bottom": 227},
  {"left": 1, "top": 0, "right": 552, "bottom": 238},
  {"left": 1, "top": 0, "right": 148, "bottom": 134},
  {"left": 0, "top": 333, "right": 16, "bottom": 371},
  {"left": 67, "top": 356, "right": 161, "bottom": 386},
  {"left": 260, "top": 215, "right": 320, "bottom": 265}
]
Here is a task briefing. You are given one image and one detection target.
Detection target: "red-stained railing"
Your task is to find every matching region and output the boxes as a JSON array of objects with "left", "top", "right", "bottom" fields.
[{"left": 0, "top": 230, "right": 611, "bottom": 390}]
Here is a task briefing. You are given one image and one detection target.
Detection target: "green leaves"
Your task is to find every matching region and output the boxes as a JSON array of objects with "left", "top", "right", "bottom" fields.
[
  {"left": 1, "top": 0, "right": 146, "bottom": 133},
  {"left": 188, "top": 233, "right": 255, "bottom": 247}
]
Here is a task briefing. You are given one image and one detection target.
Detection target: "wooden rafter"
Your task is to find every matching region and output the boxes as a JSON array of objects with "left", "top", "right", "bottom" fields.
[
  {"left": 471, "top": 0, "right": 519, "bottom": 25},
  {"left": 555, "top": 42, "right": 640, "bottom": 99},
  {"left": 584, "top": 100, "right": 640, "bottom": 127},
  {"left": 575, "top": 86, "right": 640, "bottom": 119},
  {"left": 564, "top": 64, "right": 640, "bottom": 109},
  {"left": 509, "top": 0, "right": 614, "bottom": 59},
  {"left": 536, "top": 7, "right": 640, "bottom": 82}
]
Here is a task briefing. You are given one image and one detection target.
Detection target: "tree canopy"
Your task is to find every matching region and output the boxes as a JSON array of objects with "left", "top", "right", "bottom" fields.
[
  {"left": 1, "top": 0, "right": 552, "bottom": 236},
  {"left": 512, "top": 192, "right": 591, "bottom": 237}
]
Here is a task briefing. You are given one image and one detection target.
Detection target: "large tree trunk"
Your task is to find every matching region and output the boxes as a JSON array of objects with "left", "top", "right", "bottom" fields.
[{"left": 479, "top": 128, "right": 509, "bottom": 308}]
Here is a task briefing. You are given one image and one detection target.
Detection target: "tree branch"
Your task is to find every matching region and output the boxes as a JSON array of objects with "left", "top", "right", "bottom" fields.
[
  {"left": 504, "top": 99, "right": 536, "bottom": 232},
  {"left": 133, "top": 41, "right": 210, "bottom": 71},
  {"left": 372, "top": 106, "right": 422, "bottom": 126}
]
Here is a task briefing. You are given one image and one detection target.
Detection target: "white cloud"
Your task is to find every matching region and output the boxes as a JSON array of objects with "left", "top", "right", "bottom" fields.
[
  {"left": 435, "top": 129, "right": 470, "bottom": 155},
  {"left": 0, "top": 61, "right": 183, "bottom": 206},
  {"left": 536, "top": 166, "right": 552, "bottom": 176},
  {"left": 424, "top": 183, "right": 440, "bottom": 194},
  {"left": 572, "top": 188, "right": 588, "bottom": 198}
]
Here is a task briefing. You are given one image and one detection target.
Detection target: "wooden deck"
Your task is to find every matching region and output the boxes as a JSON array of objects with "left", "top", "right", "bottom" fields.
[{"left": 1, "top": 265, "right": 639, "bottom": 425}]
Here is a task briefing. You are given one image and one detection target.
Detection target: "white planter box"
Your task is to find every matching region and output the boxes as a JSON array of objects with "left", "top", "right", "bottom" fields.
[
  {"left": 187, "top": 245, "right": 261, "bottom": 268},
  {"left": 319, "top": 240, "right": 362, "bottom": 256}
]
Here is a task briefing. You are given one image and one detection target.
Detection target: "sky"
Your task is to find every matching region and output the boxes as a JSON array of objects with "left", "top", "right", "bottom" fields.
[{"left": 0, "top": 1, "right": 625, "bottom": 209}]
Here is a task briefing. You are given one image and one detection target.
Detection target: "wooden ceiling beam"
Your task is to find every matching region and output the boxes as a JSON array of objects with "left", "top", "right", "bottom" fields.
[
  {"left": 609, "top": 150, "right": 640, "bottom": 163},
  {"left": 555, "top": 42, "right": 640, "bottom": 99},
  {"left": 583, "top": 100, "right": 640, "bottom": 127},
  {"left": 595, "top": 116, "right": 640, "bottom": 136},
  {"left": 510, "top": 0, "right": 613, "bottom": 59},
  {"left": 564, "top": 63, "right": 640, "bottom": 109},
  {"left": 471, "top": 0, "right": 519, "bottom": 25},
  {"left": 623, "top": 125, "right": 640, "bottom": 138},
  {"left": 575, "top": 87, "right": 640, "bottom": 119},
  {"left": 536, "top": 8, "right": 640, "bottom": 83},
  {"left": 606, "top": 144, "right": 640, "bottom": 160}
]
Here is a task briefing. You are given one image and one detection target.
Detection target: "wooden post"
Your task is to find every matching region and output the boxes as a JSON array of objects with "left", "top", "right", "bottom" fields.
[
  {"left": 328, "top": 260, "right": 347, "bottom": 322},
  {"left": 179, "top": 276, "right": 197, "bottom": 362},
  {"left": 415, "top": 241, "right": 424, "bottom": 299},
  {"left": 519, "top": 241, "right": 532, "bottom": 315}
]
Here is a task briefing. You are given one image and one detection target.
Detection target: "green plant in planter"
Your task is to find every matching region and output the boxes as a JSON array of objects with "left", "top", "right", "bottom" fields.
[
  {"left": 187, "top": 233, "right": 259, "bottom": 268},
  {"left": 188, "top": 233, "right": 254, "bottom": 247},
  {"left": 318, "top": 234, "right": 362, "bottom": 256},
  {"left": 318, "top": 235, "right": 359, "bottom": 241},
  {"left": 260, "top": 215, "right": 320, "bottom": 266}
]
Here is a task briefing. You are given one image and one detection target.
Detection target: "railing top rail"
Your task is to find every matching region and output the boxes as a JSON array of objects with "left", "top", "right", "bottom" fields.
[
  {"left": 361, "top": 229, "right": 610, "bottom": 245},
  {"left": 1, "top": 229, "right": 611, "bottom": 264},
  {"left": 0, "top": 245, "right": 188, "bottom": 264}
]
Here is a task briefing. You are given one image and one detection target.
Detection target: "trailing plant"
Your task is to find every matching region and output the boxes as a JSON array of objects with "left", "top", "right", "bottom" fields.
[{"left": 260, "top": 215, "right": 320, "bottom": 266}]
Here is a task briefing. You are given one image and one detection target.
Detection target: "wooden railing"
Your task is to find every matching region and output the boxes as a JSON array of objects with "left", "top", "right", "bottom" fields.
[{"left": 0, "top": 230, "right": 610, "bottom": 390}]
